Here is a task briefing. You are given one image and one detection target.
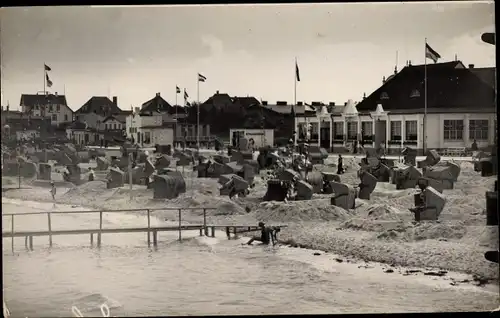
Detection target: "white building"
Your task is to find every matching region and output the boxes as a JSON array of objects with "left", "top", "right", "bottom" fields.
[
  {"left": 102, "top": 115, "right": 125, "bottom": 131},
  {"left": 229, "top": 129, "right": 274, "bottom": 148},
  {"left": 294, "top": 61, "right": 496, "bottom": 154},
  {"left": 20, "top": 92, "right": 73, "bottom": 127},
  {"left": 125, "top": 109, "right": 174, "bottom": 148}
]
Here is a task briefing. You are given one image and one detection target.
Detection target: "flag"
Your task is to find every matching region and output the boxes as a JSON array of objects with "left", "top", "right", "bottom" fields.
[
  {"left": 176, "top": 86, "right": 181, "bottom": 94},
  {"left": 46, "top": 74, "right": 53, "bottom": 87},
  {"left": 44, "top": 64, "right": 51, "bottom": 71},
  {"left": 198, "top": 73, "right": 207, "bottom": 82},
  {"left": 425, "top": 43, "right": 441, "bottom": 63},
  {"left": 186, "top": 102, "right": 191, "bottom": 107},
  {"left": 184, "top": 89, "right": 189, "bottom": 100},
  {"left": 295, "top": 61, "right": 300, "bottom": 82}
]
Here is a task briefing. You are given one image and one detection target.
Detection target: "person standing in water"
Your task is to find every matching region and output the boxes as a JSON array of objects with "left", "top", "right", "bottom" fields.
[
  {"left": 50, "top": 181, "right": 56, "bottom": 201},
  {"left": 246, "top": 222, "right": 271, "bottom": 245}
]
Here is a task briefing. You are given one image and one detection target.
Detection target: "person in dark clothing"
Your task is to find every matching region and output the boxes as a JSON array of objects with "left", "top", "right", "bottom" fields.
[
  {"left": 353, "top": 140, "right": 358, "bottom": 154},
  {"left": 246, "top": 222, "right": 271, "bottom": 245},
  {"left": 471, "top": 139, "right": 478, "bottom": 151},
  {"left": 336, "top": 154, "right": 344, "bottom": 174}
]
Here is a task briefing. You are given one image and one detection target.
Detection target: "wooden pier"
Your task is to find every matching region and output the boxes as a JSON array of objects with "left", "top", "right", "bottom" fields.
[{"left": 1, "top": 207, "right": 287, "bottom": 252}]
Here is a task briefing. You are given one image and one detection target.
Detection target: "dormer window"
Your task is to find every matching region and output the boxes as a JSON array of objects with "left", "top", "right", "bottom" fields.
[
  {"left": 410, "top": 89, "right": 421, "bottom": 98},
  {"left": 380, "top": 92, "right": 389, "bottom": 100}
]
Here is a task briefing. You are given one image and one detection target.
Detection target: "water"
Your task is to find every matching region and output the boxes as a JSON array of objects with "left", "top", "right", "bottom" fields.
[{"left": 2, "top": 198, "right": 498, "bottom": 317}]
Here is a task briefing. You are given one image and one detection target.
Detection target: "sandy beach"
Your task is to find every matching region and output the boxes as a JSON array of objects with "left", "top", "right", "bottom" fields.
[{"left": 2, "top": 156, "right": 498, "bottom": 281}]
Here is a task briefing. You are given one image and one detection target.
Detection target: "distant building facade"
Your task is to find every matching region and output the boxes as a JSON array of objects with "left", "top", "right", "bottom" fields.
[
  {"left": 294, "top": 61, "right": 496, "bottom": 153},
  {"left": 19, "top": 92, "right": 73, "bottom": 127}
]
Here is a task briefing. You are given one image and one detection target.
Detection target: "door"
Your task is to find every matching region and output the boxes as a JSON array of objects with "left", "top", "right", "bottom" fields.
[{"left": 374, "top": 120, "right": 387, "bottom": 148}]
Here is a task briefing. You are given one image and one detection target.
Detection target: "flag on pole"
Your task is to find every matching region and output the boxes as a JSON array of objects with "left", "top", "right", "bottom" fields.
[
  {"left": 425, "top": 43, "right": 441, "bottom": 63},
  {"left": 176, "top": 86, "right": 181, "bottom": 94},
  {"left": 295, "top": 61, "right": 300, "bottom": 82},
  {"left": 184, "top": 89, "right": 189, "bottom": 100},
  {"left": 198, "top": 73, "right": 207, "bottom": 82},
  {"left": 46, "top": 74, "right": 53, "bottom": 87},
  {"left": 44, "top": 64, "right": 52, "bottom": 72}
]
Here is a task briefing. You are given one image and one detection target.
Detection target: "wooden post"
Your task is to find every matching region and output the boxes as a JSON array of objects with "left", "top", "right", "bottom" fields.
[
  {"left": 199, "top": 228, "right": 203, "bottom": 236},
  {"left": 47, "top": 212, "right": 53, "bottom": 247},
  {"left": 98, "top": 211, "right": 103, "bottom": 247},
  {"left": 233, "top": 226, "right": 238, "bottom": 239},
  {"left": 203, "top": 208, "right": 207, "bottom": 236},
  {"left": 29, "top": 236, "right": 33, "bottom": 251},
  {"left": 226, "top": 226, "right": 230, "bottom": 239},
  {"left": 211, "top": 226, "right": 215, "bottom": 237},
  {"left": 147, "top": 209, "right": 151, "bottom": 247},
  {"left": 11, "top": 215, "right": 14, "bottom": 253},
  {"left": 90, "top": 233, "right": 94, "bottom": 246},
  {"left": 153, "top": 230, "right": 158, "bottom": 247},
  {"left": 178, "top": 209, "right": 182, "bottom": 242},
  {"left": 25, "top": 236, "right": 28, "bottom": 249}
]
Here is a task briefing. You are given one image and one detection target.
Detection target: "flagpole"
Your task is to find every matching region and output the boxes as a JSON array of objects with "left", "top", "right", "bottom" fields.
[
  {"left": 175, "top": 87, "right": 178, "bottom": 148},
  {"left": 423, "top": 38, "right": 428, "bottom": 155},
  {"left": 197, "top": 77, "right": 200, "bottom": 149},
  {"left": 43, "top": 63, "right": 46, "bottom": 118}
]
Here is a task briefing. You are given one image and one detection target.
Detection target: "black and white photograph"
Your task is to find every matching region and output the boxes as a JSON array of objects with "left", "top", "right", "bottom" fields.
[{"left": 1, "top": 2, "right": 498, "bottom": 317}]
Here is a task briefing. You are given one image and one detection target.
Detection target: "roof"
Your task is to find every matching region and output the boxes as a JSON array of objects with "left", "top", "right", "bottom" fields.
[
  {"left": 139, "top": 94, "right": 172, "bottom": 115},
  {"left": 262, "top": 104, "right": 316, "bottom": 114},
  {"left": 75, "top": 96, "right": 122, "bottom": 115},
  {"left": 201, "top": 93, "right": 234, "bottom": 110},
  {"left": 102, "top": 115, "right": 124, "bottom": 123},
  {"left": 20, "top": 94, "right": 68, "bottom": 107},
  {"left": 67, "top": 121, "right": 89, "bottom": 130},
  {"left": 469, "top": 67, "right": 495, "bottom": 88},
  {"left": 355, "top": 61, "right": 495, "bottom": 112},
  {"left": 233, "top": 96, "right": 260, "bottom": 108}
]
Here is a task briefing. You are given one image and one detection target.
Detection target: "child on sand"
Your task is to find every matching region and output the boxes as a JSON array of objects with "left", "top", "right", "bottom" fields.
[{"left": 50, "top": 181, "right": 56, "bottom": 201}]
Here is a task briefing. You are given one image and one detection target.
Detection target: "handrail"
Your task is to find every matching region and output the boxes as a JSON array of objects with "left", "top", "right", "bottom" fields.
[{"left": 1, "top": 207, "right": 216, "bottom": 217}]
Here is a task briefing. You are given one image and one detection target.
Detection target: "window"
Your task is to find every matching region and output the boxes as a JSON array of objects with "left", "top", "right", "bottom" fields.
[
  {"left": 361, "top": 122, "right": 373, "bottom": 137},
  {"left": 333, "top": 122, "right": 344, "bottom": 139},
  {"left": 405, "top": 120, "right": 418, "bottom": 141},
  {"left": 144, "top": 132, "right": 151, "bottom": 144},
  {"left": 57, "top": 105, "right": 60, "bottom": 111},
  {"left": 380, "top": 92, "right": 389, "bottom": 100},
  {"left": 113, "top": 123, "right": 116, "bottom": 130},
  {"left": 443, "top": 120, "right": 464, "bottom": 141},
  {"left": 51, "top": 114, "right": 57, "bottom": 121},
  {"left": 347, "top": 122, "right": 357, "bottom": 140},
  {"left": 64, "top": 114, "right": 68, "bottom": 121},
  {"left": 469, "top": 119, "right": 488, "bottom": 140},
  {"left": 390, "top": 121, "right": 402, "bottom": 141}
]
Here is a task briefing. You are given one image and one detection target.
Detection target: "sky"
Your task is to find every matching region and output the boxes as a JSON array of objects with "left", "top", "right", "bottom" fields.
[{"left": 0, "top": 2, "right": 495, "bottom": 111}]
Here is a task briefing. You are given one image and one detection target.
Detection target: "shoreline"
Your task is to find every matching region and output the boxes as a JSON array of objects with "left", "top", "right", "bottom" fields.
[{"left": 2, "top": 175, "right": 498, "bottom": 283}]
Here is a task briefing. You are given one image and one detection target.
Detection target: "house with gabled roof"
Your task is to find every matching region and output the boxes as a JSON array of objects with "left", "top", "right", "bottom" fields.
[
  {"left": 294, "top": 60, "right": 496, "bottom": 154},
  {"left": 19, "top": 92, "right": 73, "bottom": 127},
  {"left": 74, "top": 96, "right": 130, "bottom": 130}
]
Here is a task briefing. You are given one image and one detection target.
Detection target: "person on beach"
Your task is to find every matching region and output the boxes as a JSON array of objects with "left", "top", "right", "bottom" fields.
[
  {"left": 88, "top": 167, "right": 95, "bottom": 182},
  {"left": 337, "top": 154, "right": 344, "bottom": 174},
  {"left": 246, "top": 222, "right": 271, "bottom": 245},
  {"left": 50, "top": 181, "right": 56, "bottom": 201},
  {"left": 270, "top": 226, "right": 281, "bottom": 245}
]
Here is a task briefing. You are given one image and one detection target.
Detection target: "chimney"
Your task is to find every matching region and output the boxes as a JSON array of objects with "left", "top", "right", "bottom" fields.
[
  {"left": 344, "top": 102, "right": 347, "bottom": 106},
  {"left": 55, "top": 92, "right": 58, "bottom": 96},
  {"left": 135, "top": 107, "right": 140, "bottom": 113},
  {"left": 297, "top": 101, "right": 303, "bottom": 106},
  {"left": 469, "top": 64, "right": 475, "bottom": 69},
  {"left": 276, "top": 101, "right": 287, "bottom": 106},
  {"left": 216, "top": 90, "right": 219, "bottom": 94},
  {"left": 408, "top": 60, "right": 412, "bottom": 66},
  {"left": 329, "top": 102, "right": 335, "bottom": 106},
  {"left": 262, "top": 101, "right": 268, "bottom": 105},
  {"left": 155, "top": 93, "right": 160, "bottom": 97},
  {"left": 113, "top": 96, "right": 118, "bottom": 106},
  {"left": 363, "top": 92, "right": 366, "bottom": 100},
  {"left": 6, "top": 105, "right": 9, "bottom": 112},
  {"left": 382, "top": 76, "right": 386, "bottom": 84}
]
